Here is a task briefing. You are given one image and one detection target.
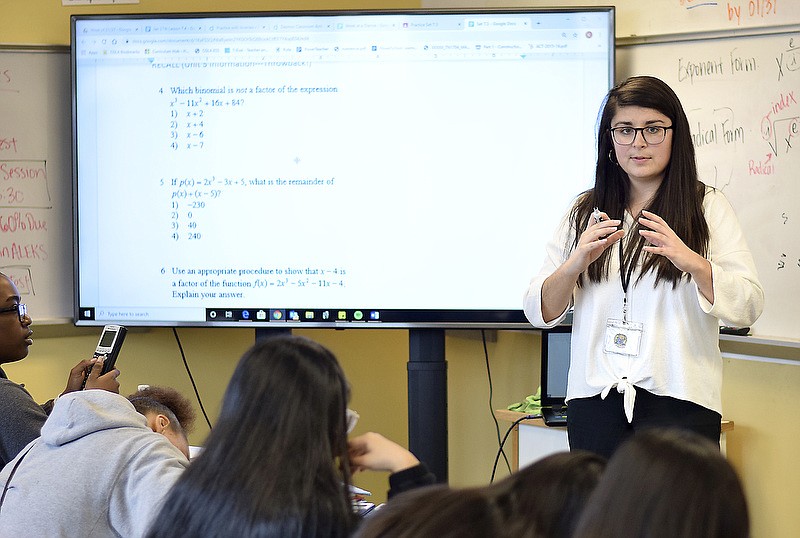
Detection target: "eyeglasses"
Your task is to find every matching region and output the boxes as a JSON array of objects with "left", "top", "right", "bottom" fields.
[
  {"left": 0, "top": 303, "right": 27, "bottom": 322},
  {"left": 609, "top": 125, "right": 673, "bottom": 145},
  {"left": 346, "top": 408, "right": 360, "bottom": 434}
]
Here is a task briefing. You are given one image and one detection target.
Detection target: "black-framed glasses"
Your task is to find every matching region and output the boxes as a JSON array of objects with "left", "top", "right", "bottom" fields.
[
  {"left": 609, "top": 125, "right": 673, "bottom": 145},
  {"left": 0, "top": 303, "right": 27, "bottom": 322}
]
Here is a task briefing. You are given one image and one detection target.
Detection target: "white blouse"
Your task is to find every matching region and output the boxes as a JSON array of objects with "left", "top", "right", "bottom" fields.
[{"left": 523, "top": 188, "right": 764, "bottom": 421}]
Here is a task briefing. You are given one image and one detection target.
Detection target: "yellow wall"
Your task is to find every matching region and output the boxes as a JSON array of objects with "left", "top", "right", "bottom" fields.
[
  {"left": 0, "top": 0, "right": 413, "bottom": 46},
  {"left": 720, "top": 343, "right": 800, "bottom": 538},
  {"left": 3, "top": 1, "right": 800, "bottom": 536}
]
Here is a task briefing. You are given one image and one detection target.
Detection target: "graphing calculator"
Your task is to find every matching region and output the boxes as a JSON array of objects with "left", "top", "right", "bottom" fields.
[{"left": 81, "top": 324, "right": 127, "bottom": 388}]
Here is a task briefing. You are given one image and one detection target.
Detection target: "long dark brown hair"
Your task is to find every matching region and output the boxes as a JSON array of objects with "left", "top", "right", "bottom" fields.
[
  {"left": 146, "top": 335, "right": 355, "bottom": 537},
  {"left": 572, "top": 76, "right": 709, "bottom": 288},
  {"left": 573, "top": 429, "right": 749, "bottom": 538}
]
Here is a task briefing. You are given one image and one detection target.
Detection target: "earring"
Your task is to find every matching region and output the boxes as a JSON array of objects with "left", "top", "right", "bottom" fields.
[{"left": 608, "top": 149, "right": 618, "bottom": 165}]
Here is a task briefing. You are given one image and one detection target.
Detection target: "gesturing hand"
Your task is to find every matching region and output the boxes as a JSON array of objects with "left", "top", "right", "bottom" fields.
[
  {"left": 638, "top": 210, "right": 704, "bottom": 273},
  {"left": 568, "top": 210, "right": 625, "bottom": 274}
]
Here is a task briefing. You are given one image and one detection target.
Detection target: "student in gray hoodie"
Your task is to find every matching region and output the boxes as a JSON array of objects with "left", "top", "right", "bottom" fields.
[{"left": 0, "top": 385, "right": 194, "bottom": 537}]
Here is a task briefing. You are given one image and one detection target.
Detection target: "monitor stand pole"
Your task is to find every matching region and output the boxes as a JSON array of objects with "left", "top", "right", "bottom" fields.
[
  {"left": 408, "top": 329, "right": 448, "bottom": 483},
  {"left": 254, "top": 327, "right": 293, "bottom": 340}
]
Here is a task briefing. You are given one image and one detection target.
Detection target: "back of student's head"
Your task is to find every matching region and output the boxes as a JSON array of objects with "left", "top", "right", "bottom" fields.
[
  {"left": 354, "top": 485, "right": 503, "bottom": 538},
  {"left": 213, "top": 334, "right": 351, "bottom": 471},
  {"left": 489, "top": 450, "right": 606, "bottom": 538},
  {"left": 128, "top": 385, "right": 196, "bottom": 459},
  {"left": 127, "top": 385, "right": 196, "bottom": 436},
  {"left": 573, "top": 428, "right": 749, "bottom": 538},
  {"left": 146, "top": 335, "right": 354, "bottom": 538}
]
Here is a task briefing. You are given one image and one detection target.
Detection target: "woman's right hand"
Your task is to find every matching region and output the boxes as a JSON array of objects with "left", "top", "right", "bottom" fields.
[
  {"left": 539, "top": 212, "right": 625, "bottom": 323},
  {"left": 568, "top": 212, "right": 625, "bottom": 274}
]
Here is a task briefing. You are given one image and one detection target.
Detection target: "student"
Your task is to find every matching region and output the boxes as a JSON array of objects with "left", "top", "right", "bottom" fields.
[
  {"left": 146, "top": 335, "right": 435, "bottom": 538},
  {"left": 487, "top": 451, "right": 606, "bottom": 538},
  {"left": 353, "top": 485, "right": 502, "bottom": 538},
  {"left": 0, "top": 272, "right": 119, "bottom": 467},
  {"left": 573, "top": 428, "right": 749, "bottom": 538},
  {"left": 127, "top": 384, "right": 197, "bottom": 459},
  {"left": 0, "top": 385, "right": 194, "bottom": 537},
  {"left": 523, "top": 76, "right": 764, "bottom": 458},
  {"left": 355, "top": 451, "right": 605, "bottom": 538}
]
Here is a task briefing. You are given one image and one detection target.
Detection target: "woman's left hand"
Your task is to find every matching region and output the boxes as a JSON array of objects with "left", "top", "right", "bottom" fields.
[{"left": 638, "top": 210, "right": 702, "bottom": 272}]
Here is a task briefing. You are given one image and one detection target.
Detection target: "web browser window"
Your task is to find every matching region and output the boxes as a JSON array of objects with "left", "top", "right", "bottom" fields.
[{"left": 72, "top": 9, "right": 614, "bottom": 327}]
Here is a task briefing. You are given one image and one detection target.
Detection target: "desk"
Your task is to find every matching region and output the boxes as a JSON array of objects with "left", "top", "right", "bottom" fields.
[{"left": 495, "top": 409, "right": 734, "bottom": 471}]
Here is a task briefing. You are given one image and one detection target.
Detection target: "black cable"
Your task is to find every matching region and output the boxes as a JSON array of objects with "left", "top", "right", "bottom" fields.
[
  {"left": 490, "top": 415, "right": 534, "bottom": 483},
  {"left": 172, "top": 327, "right": 213, "bottom": 430},
  {"left": 482, "top": 329, "right": 511, "bottom": 477}
]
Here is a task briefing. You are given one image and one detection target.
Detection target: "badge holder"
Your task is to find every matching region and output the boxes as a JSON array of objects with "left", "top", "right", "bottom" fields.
[{"left": 604, "top": 318, "right": 643, "bottom": 356}]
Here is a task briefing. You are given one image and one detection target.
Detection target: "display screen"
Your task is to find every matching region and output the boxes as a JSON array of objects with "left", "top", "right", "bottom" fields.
[
  {"left": 72, "top": 8, "right": 614, "bottom": 328},
  {"left": 541, "top": 326, "right": 572, "bottom": 406},
  {"left": 99, "top": 328, "right": 118, "bottom": 347}
]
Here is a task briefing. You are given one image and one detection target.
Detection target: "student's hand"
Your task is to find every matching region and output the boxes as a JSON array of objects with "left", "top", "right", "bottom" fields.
[
  {"left": 83, "top": 357, "right": 121, "bottom": 393},
  {"left": 348, "top": 432, "right": 420, "bottom": 474},
  {"left": 62, "top": 358, "right": 96, "bottom": 394}
]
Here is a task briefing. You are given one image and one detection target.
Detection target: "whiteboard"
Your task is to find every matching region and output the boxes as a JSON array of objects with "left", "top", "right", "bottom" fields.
[
  {"left": 618, "top": 33, "right": 799, "bottom": 341},
  {"left": 0, "top": 48, "right": 72, "bottom": 323},
  {"left": 424, "top": 0, "right": 800, "bottom": 39}
]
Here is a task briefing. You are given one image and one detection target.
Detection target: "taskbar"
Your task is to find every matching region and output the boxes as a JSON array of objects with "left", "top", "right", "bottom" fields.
[
  {"left": 76, "top": 306, "right": 528, "bottom": 325},
  {"left": 206, "top": 308, "right": 381, "bottom": 323},
  {"left": 204, "top": 308, "right": 528, "bottom": 324}
]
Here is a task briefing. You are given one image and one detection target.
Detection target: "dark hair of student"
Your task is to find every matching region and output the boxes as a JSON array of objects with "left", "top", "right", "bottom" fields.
[
  {"left": 128, "top": 385, "right": 196, "bottom": 436},
  {"left": 146, "top": 335, "right": 355, "bottom": 538},
  {"left": 571, "top": 75, "right": 710, "bottom": 288},
  {"left": 487, "top": 450, "right": 606, "bottom": 538},
  {"left": 353, "top": 485, "right": 503, "bottom": 538},
  {"left": 573, "top": 428, "right": 749, "bottom": 538}
]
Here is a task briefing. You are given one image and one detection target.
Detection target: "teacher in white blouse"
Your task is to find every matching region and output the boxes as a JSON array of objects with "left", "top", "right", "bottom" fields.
[{"left": 524, "top": 76, "right": 764, "bottom": 458}]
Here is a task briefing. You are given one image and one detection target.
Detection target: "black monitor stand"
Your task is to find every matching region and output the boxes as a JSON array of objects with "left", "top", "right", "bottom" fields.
[
  {"left": 255, "top": 327, "right": 293, "bottom": 340},
  {"left": 408, "top": 329, "right": 448, "bottom": 483}
]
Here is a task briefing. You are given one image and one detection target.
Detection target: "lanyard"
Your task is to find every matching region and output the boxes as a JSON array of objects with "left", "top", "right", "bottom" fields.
[{"left": 618, "top": 237, "right": 636, "bottom": 323}]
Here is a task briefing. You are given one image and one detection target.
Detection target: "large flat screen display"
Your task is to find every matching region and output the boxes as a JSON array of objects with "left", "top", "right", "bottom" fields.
[{"left": 72, "top": 8, "right": 614, "bottom": 328}]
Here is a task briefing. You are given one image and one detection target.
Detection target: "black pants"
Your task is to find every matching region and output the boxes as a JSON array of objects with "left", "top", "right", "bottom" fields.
[{"left": 566, "top": 388, "right": 721, "bottom": 460}]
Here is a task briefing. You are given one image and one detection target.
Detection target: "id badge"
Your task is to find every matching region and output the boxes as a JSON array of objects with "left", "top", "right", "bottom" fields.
[{"left": 604, "top": 318, "right": 643, "bottom": 356}]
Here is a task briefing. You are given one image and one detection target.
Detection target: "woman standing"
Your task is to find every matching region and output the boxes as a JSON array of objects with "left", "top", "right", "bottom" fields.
[{"left": 524, "top": 76, "right": 763, "bottom": 458}]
